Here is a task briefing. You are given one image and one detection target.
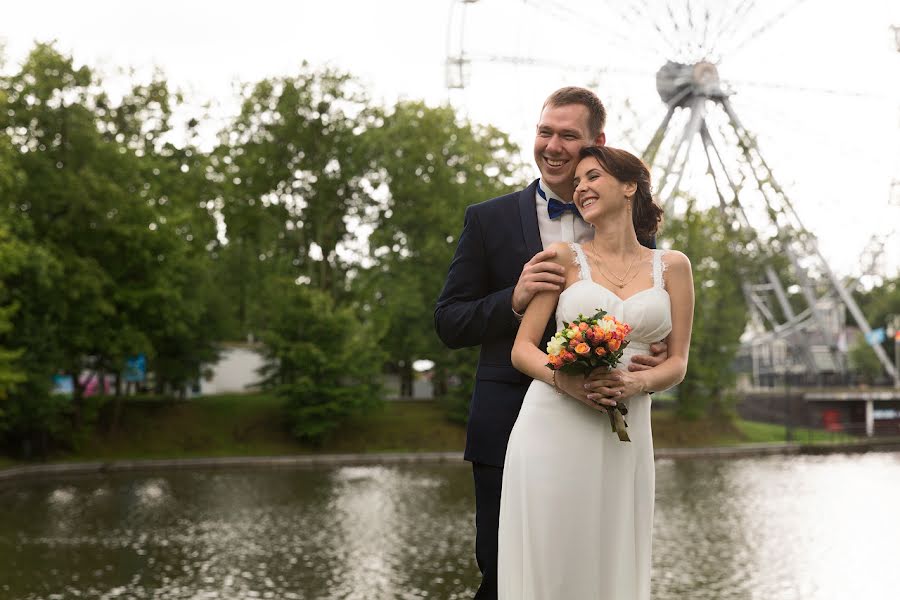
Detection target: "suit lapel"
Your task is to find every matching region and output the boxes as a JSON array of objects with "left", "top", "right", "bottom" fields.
[{"left": 518, "top": 180, "right": 543, "bottom": 255}]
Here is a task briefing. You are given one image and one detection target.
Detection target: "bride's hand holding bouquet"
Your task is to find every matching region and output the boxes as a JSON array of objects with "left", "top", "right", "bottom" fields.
[{"left": 546, "top": 309, "right": 633, "bottom": 441}]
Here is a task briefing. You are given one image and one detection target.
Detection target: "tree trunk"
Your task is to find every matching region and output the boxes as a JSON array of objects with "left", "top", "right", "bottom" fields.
[
  {"left": 400, "top": 360, "right": 414, "bottom": 398},
  {"left": 70, "top": 371, "right": 85, "bottom": 431},
  {"left": 433, "top": 366, "right": 448, "bottom": 397}
]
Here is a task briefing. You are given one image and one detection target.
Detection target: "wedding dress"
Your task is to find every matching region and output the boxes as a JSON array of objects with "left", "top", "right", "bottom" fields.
[{"left": 497, "top": 244, "right": 672, "bottom": 600}]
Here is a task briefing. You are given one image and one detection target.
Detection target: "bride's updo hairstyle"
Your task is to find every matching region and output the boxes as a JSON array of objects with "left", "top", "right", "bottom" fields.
[{"left": 578, "top": 145, "right": 663, "bottom": 243}]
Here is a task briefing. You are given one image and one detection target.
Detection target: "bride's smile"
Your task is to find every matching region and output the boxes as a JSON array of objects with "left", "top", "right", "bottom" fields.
[{"left": 573, "top": 158, "right": 636, "bottom": 222}]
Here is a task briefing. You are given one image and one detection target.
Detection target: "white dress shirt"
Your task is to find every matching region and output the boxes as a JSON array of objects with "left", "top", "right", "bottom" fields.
[{"left": 535, "top": 179, "right": 594, "bottom": 247}]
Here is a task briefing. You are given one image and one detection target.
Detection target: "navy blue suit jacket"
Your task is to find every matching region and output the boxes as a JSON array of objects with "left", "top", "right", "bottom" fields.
[
  {"left": 434, "top": 180, "right": 654, "bottom": 467},
  {"left": 434, "top": 180, "right": 549, "bottom": 467}
]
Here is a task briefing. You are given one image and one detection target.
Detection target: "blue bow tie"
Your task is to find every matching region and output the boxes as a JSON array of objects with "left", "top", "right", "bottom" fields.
[{"left": 539, "top": 183, "right": 581, "bottom": 220}]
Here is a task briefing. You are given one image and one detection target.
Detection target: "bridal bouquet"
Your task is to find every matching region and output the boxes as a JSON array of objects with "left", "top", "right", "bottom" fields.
[{"left": 546, "top": 309, "right": 633, "bottom": 441}]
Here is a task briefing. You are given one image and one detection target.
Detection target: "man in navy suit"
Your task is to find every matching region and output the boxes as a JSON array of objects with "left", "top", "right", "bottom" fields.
[{"left": 434, "top": 87, "right": 665, "bottom": 599}]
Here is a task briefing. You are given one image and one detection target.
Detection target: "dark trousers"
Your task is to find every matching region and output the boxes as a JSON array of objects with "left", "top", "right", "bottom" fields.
[{"left": 472, "top": 462, "right": 503, "bottom": 600}]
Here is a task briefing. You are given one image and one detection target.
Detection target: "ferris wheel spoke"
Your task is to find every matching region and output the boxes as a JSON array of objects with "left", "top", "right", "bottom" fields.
[
  {"left": 705, "top": 0, "right": 758, "bottom": 60},
  {"left": 720, "top": 0, "right": 811, "bottom": 58},
  {"left": 614, "top": 0, "right": 679, "bottom": 59},
  {"left": 731, "top": 79, "right": 891, "bottom": 100},
  {"left": 588, "top": 0, "right": 678, "bottom": 61}
]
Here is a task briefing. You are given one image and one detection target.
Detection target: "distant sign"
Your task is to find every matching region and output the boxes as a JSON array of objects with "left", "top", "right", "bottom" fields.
[
  {"left": 123, "top": 354, "right": 146, "bottom": 383},
  {"left": 873, "top": 409, "right": 900, "bottom": 420},
  {"left": 865, "top": 328, "right": 886, "bottom": 346},
  {"left": 52, "top": 375, "right": 73, "bottom": 395}
]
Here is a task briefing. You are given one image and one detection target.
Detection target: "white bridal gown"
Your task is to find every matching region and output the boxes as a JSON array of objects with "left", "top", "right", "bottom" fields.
[{"left": 498, "top": 244, "right": 673, "bottom": 600}]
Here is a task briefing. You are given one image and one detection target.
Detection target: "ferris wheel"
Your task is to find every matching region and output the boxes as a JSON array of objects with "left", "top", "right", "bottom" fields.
[{"left": 445, "top": 0, "right": 900, "bottom": 384}]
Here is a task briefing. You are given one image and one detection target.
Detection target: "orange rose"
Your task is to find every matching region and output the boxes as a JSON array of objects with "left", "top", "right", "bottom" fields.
[
  {"left": 548, "top": 355, "right": 564, "bottom": 369},
  {"left": 578, "top": 322, "right": 589, "bottom": 332},
  {"left": 608, "top": 338, "right": 621, "bottom": 351},
  {"left": 562, "top": 351, "right": 576, "bottom": 363},
  {"left": 574, "top": 342, "right": 590, "bottom": 355},
  {"left": 595, "top": 347, "right": 607, "bottom": 356}
]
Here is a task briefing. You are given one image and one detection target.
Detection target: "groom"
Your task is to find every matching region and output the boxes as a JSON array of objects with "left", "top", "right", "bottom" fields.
[{"left": 434, "top": 87, "right": 666, "bottom": 599}]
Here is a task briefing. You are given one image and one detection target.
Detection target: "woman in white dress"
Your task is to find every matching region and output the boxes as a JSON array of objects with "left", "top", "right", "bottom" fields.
[{"left": 497, "top": 146, "right": 695, "bottom": 599}]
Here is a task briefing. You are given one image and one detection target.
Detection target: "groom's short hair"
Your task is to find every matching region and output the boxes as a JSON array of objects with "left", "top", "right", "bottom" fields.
[{"left": 543, "top": 87, "right": 606, "bottom": 139}]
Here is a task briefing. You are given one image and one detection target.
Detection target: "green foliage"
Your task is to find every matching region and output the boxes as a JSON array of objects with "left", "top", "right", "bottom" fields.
[
  {"left": 257, "top": 281, "right": 383, "bottom": 444},
  {"left": 0, "top": 42, "right": 540, "bottom": 456},
  {"left": 852, "top": 276, "right": 900, "bottom": 381},
  {"left": 361, "top": 101, "right": 527, "bottom": 403},
  {"left": 848, "top": 333, "right": 885, "bottom": 383},
  {"left": 0, "top": 44, "right": 223, "bottom": 452},
  {"left": 662, "top": 201, "right": 755, "bottom": 418},
  {"left": 0, "top": 228, "right": 27, "bottom": 409},
  {"left": 212, "top": 65, "right": 381, "bottom": 337},
  {"left": 437, "top": 346, "right": 479, "bottom": 425}
]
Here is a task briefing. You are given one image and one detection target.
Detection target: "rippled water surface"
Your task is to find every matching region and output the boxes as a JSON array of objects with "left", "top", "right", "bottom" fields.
[{"left": 2, "top": 453, "right": 900, "bottom": 599}]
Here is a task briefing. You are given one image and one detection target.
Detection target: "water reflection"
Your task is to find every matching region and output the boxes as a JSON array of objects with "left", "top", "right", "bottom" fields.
[{"left": 1, "top": 453, "right": 899, "bottom": 599}]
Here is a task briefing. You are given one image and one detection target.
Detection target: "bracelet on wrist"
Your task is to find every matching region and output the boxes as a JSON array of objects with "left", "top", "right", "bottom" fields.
[{"left": 551, "top": 370, "right": 563, "bottom": 394}]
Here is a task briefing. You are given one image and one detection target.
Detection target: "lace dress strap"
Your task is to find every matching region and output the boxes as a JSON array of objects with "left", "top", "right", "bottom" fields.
[
  {"left": 652, "top": 249, "right": 669, "bottom": 290},
  {"left": 569, "top": 243, "right": 592, "bottom": 281}
]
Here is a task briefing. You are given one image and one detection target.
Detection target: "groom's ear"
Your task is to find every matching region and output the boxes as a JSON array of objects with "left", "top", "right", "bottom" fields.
[{"left": 594, "top": 132, "right": 606, "bottom": 146}]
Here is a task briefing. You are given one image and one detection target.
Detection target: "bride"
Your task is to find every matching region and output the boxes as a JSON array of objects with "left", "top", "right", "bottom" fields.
[{"left": 497, "top": 145, "right": 694, "bottom": 599}]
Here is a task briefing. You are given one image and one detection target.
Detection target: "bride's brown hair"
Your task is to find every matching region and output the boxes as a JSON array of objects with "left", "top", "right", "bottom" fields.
[{"left": 578, "top": 146, "right": 663, "bottom": 244}]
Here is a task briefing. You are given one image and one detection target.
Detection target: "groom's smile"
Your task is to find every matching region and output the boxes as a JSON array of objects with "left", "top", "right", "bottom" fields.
[{"left": 533, "top": 103, "right": 602, "bottom": 200}]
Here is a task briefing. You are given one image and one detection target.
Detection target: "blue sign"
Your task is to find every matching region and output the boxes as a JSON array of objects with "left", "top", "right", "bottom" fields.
[
  {"left": 865, "top": 328, "right": 886, "bottom": 346},
  {"left": 52, "top": 374, "right": 73, "bottom": 395},
  {"left": 123, "top": 354, "right": 146, "bottom": 383}
]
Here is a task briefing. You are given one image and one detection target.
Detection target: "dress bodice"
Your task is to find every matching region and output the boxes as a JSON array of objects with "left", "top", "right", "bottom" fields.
[{"left": 556, "top": 244, "right": 673, "bottom": 355}]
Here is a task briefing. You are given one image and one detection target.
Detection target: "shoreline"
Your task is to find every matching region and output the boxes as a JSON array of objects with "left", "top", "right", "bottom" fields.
[{"left": 3, "top": 438, "right": 900, "bottom": 482}]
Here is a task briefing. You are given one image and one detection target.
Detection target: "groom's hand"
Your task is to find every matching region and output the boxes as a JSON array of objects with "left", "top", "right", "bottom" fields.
[
  {"left": 512, "top": 249, "right": 566, "bottom": 314},
  {"left": 628, "top": 341, "right": 668, "bottom": 372}
]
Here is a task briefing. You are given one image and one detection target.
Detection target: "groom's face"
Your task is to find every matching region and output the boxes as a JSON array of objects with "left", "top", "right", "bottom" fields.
[{"left": 533, "top": 103, "right": 602, "bottom": 200}]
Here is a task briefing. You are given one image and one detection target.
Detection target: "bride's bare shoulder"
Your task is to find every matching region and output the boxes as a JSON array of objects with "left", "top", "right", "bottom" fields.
[
  {"left": 660, "top": 250, "right": 692, "bottom": 287},
  {"left": 545, "top": 241, "right": 577, "bottom": 268}
]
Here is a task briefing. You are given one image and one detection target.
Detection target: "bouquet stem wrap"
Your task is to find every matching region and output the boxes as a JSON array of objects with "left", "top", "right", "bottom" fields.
[{"left": 609, "top": 405, "right": 630, "bottom": 442}]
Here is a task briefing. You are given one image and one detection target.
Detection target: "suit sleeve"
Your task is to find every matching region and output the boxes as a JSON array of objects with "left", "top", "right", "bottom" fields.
[{"left": 434, "top": 205, "right": 521, "bottom": 349}]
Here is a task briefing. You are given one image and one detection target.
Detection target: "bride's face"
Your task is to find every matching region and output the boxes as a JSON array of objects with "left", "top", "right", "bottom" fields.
[{"left": 572, "top": 157, "right": 636, "bottom": 222}]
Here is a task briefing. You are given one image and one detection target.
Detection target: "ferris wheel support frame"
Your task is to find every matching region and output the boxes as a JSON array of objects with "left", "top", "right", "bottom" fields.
[{"left": 644, "top": 62, "right": 899, "bottom": 384}]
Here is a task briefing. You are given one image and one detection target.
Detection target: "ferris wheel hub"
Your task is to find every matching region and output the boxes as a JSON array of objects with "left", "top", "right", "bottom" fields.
[{"left": 656, "top": 60, "right": 728, "bottom": 107}]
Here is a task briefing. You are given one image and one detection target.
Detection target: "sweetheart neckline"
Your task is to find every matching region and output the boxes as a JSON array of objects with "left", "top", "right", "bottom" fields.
[{"left": 559, "top": 278, "right": 669, "bottom": 304}]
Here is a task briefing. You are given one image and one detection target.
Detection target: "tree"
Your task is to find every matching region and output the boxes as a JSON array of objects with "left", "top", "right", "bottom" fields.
[
  {"left": 852, "top": 275, "right": 900, "bottom": 382},
  {"left": 0, "top": 44, "right": 224, "bottom": 449},
  {"left": 257, "top": 280, "right": 383, "bottom": 443},
  {"left": 848, "top": 333, "right": 884, "bottom": 384},
  {"left": 362, "top": 100, "right": 526, "bottom": 400},
  {"left": 212, "top": 65, "right": 380, "bottom": 336},
  {"left": 661, "top": 201, "right": 756, "bottom": 418}
]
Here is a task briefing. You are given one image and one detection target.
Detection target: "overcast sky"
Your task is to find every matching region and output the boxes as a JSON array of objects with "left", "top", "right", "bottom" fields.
[{"left": 3, "top": 0, "right": 899, "bottom": 278}]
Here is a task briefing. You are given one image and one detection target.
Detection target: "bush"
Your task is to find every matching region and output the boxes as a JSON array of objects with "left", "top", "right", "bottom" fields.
[{"left": 258, "top": 281, "right": 384, "bottom": 444}]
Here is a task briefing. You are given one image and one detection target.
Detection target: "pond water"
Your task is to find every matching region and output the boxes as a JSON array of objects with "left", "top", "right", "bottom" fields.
[{"left": 2, "top": 452, "right": 899, "bottom": 599}]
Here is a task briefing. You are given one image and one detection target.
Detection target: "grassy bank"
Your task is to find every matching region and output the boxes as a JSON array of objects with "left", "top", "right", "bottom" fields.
[
  {"left": 62, "top": 394, "right": 467, "bottom": 462},
  {"left": 2, "top": 393, "right": 859, "bottom": 464}
]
